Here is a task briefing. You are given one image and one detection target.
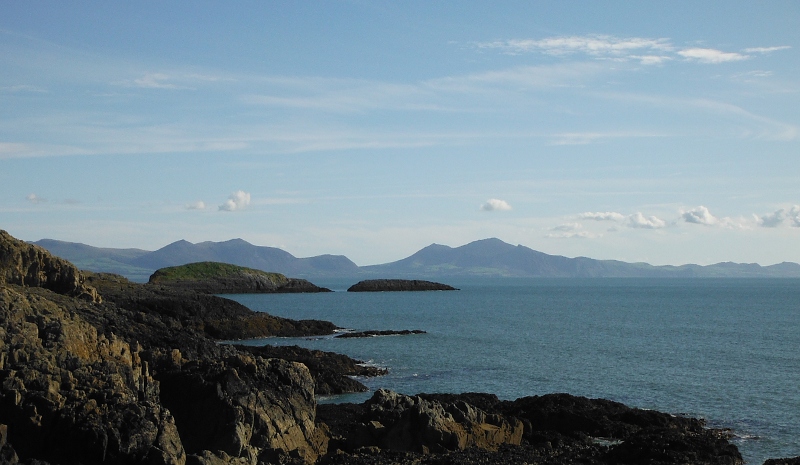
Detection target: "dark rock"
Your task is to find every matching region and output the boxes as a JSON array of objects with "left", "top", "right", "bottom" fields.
[
  {"left": 0, "top": 230, "right": 100, "bottom": 302},
  {"left": 764, "top": 459, "right": 800, "bottom": 465},
  {"left": 237, "top": 345, "right": 387, "bottom": 396},
  {"left": 157, "top": 353, "right": 328, "bottom": 463},
  {"left": 87, "top": 272, "right": 337, "bottom": 342},
  {"left": 318, "top": 389, "right": 523, "bottom": 455},
  {"left": 0, "top": 230, "right": 336, "bottom": 464},
  {"left": 317, "top": 391, "right": 745, "bottom": 465},
  {"left": 347, "top": 279, "right": 457, "bottom": 292},
  {"left": 335, "top": 330, "right": 426, "bottom": 339}
]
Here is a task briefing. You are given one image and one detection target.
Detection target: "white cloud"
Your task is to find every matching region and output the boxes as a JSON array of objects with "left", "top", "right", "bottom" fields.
[
  {"left": 743, "top": 46, "right": 791, "bottom": 54},
  {"left": 762, "top": 206, "right": 800, "bottom": 228},
  {"left": 790, "top": 206, "right": 800, "bottom": 228},
  {"left": 627, "top": 212, "right": 666, "bottom": 229},
  {"left": 681, "top": 206, "right": 720, "bottom": 225},
  {"left": 579, "top": 211, "right": 625, "bottom": 221},
  {"left": 26, "top": 193, "right": 46, "bottom": 204},
  {"left": 186, "top": 201, "right": 206, "bottom": 210},
  {"left": 219, "top": 190, "right": 251, "bottom": 212},
  {"left": 757, "top": 209, "right": 785, "bottom": 228},
  {"left": 474, "top": 35, "right": 783, "bottom": 67},
  {"left": 481, "top": 199, "right": 512, "bottom": 211},
  {"left": 677, "top": 48, "right": 748, "bottom": 64},
  {"left": 477, "top": 35, "right": 673, "bottom": 60},
  {"left": 130, "top": 73, "right": 181, "bottom": 89}
]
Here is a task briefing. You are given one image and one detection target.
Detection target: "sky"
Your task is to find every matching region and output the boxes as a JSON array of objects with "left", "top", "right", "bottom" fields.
[{"left": 1, "top": 1, "right": 799, "bottom": 266}]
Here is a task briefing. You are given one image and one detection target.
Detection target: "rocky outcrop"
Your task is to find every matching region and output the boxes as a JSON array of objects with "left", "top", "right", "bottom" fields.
[
  {"left": 346, "top": 280, "right": 457, "bottom": 292},
  {"left": 238, "top": 345, "right": 387, "bottom": 396},
  {"left": 148, "top": 262, "right": 331, "bottom": 294},
  {"left": 335, "top": 330, "right": 426, "bottom": 339},
  {"left": 318, "top": 391, "right": 744, "bottom": 465},
  {"left": 0, "top": 230, "right": 338, "bottom": 464},
  {"left": 89, "top": 272, "right": 337, "bottom": 342},
  {"left": 0, "top": 285, "right": 185, "bottom": 464},
  {"left": 157, "top": 353, "right": 328, "bottom": 464},
  {"left": 1, "top": 230, "right": 100, "bottom": 302},
  {"left": 320, "top": 390, "right": 523, "bottom": 455}
]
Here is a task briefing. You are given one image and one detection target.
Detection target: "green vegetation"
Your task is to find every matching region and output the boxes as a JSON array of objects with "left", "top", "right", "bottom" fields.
[{"left": 150, "top": 261, "right": 287, "bottom": 283}]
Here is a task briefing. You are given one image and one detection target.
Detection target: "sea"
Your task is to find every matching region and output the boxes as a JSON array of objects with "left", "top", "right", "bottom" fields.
[{"left": 226, "top": 278, "right": 800, "bottom": 465}]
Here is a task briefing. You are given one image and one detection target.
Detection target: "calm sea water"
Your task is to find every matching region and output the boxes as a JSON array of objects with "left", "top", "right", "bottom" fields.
[{"left": 228, "top": 278, "right": 800, "bottom": 464}]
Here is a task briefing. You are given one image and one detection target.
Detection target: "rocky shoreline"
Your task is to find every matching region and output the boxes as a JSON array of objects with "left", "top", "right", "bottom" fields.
[{"left": 1, "top": 229, "right": 797, "bottom": 464}]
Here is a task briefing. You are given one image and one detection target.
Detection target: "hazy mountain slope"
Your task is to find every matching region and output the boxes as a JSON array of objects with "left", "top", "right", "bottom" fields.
[
  {"left": 362, "top": 238, "right": 800, "bottom": 278},
  {"left": 35, "top": 237, "right": 800, "bottom": 280},
  {"left": 32, "top": 239, "right": 154, "bottom": 281}
]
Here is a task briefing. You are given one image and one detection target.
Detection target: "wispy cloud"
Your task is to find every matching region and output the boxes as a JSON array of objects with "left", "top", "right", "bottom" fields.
[
  {"left": 477, "top": 35, "right": 673, "bottom": 62},
  {"left": 26, "top": 193, "right": 46, "bottom": 204},
  {"left": 186, "top": 201, "right": 206, "bottom": 210},
  {"left": 546, "top": 222, "right": 599, "bottom": 239},
  {"left": 743, "top": 46, "right": 792, "bottom": 54},
  {"left": 676, "top": 48, "right": 748, "bottom": 64},
  {"left": 476, "top": 34, "right": 789, "bottom": 66},
  {"left": 131, "top": 73, "right": 182, "bottom": 89},
  {"left": 219, "top": 190, "right": 250, "bottom": 212},
  {"left": 549, "top": 131, "right": 666, "bottom": 146},
  {"left": 481, "top": 198, "right": 512, "bottom": 211},
  {"left": 1, "top": 84, "right": 48, "bottom": 93}
]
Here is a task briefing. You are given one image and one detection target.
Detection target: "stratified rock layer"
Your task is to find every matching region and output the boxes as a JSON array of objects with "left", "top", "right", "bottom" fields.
[{"left": 347, "top": 279, "right": 457, "bottom": 292}]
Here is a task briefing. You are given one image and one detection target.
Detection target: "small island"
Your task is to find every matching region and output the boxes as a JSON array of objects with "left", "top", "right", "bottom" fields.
[
  {"left": 148, "top": 261, "right": 332, "bottom": 294},
  {"left": 347, "top": 279, "right": 458, "bottom": 292},
  {"left": 335, "top": 329, "right": 427, "bottom": 338}
]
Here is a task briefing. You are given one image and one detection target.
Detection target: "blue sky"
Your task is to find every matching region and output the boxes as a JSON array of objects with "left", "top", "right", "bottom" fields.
[{"left": 2, "top": 1, "right": 799, "bottom": 266}]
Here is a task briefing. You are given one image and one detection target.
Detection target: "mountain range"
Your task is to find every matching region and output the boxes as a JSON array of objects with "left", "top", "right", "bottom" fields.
[{"left": 33, "top": 237, "right": 800, "bottom": 282}]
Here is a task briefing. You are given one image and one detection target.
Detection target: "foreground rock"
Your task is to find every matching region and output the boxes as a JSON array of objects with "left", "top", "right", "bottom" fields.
[
  {"left": 149, "top": 261, "right": 331, "bottom": 294},
  {"left": 318, "top": 391, "right": 744, "bottom": 465},
  {"left": 236, "top": 345, "right": 387, "bottom": 396},
  {"left": 347, "top": 279, "right": 457, "bottom": 292},
  {"left": 0, "top": 230, "right": 339, "bottom": 464}
]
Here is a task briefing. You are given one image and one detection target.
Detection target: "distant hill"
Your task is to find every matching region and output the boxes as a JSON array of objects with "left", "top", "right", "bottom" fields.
[
  {"left": 360, "top": 238, "right": 800, "bottom": 278},
  {"left": 34, "top": 238, "right": 360, "bottom": 282},
  {"left": 34, "top": 236, "right": 800, "bottom": 281}
]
